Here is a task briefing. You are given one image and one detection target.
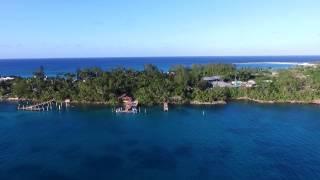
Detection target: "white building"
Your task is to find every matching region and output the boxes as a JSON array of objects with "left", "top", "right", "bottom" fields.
[
  {"left": 0, "top": 77, "right": 14, "bottom": 82},
  {"left": 211, "top": 81, "right": 233, "bottom": 88},
  {"left": 231, "top": 80, "right": 243, "bottom": 87},
  {"left": 202, "top": 76, "right": 222, "bottom": 82},
  {"left": 245, "top": 80, "right": 256, "bottom": 88},
  {"left": 202, "top": 76, "right": 233, "bottom": 88}
]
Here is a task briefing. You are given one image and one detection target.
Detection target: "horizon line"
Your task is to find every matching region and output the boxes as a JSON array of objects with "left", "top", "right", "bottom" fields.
[{"left": 1, "top": 54, "right": 320, "bottom": 60}]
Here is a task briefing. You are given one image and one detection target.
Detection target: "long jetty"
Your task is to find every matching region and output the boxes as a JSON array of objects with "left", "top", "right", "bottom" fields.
[{"left": 18, "top": 99, "right": 57, "bottom": 111}]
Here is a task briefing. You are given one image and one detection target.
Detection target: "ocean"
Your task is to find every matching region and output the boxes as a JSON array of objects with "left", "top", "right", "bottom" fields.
[
  {"left": 1, "top": 56, "right": 320, "bottom": 179},
  {"left": 0, "top": 102, "right": 320, "bottom": 180},
  {"left": 1, "top": 56, "right": 320, "bottom": 77}
]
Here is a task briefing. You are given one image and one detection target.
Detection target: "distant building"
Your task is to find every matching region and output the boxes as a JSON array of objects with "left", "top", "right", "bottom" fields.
[
  {"left": 211, "top": 81, "right": 233, "bottom": 88},
  {"left": 202, "top": 76, "right": 222, "bottom": 82},
  {"left": 202, "top": 76, "right": 256, "bottom": 88},
  {"left": 202, "top": 76, "right": 232, "bottom": 88},
  {"left": 231, "top": 80, "right": 243, "bottom": 87},
  {"left": 271, "top": 72, "right": 279, "bottom": 76},
  {"left": 245, "top": 80, "right": 256, "bottom": 88},
  {"left": 0, "top": 77, "right": 14, "bottom": 82},
  {"left": 116, "top": 94, "right": 139, "bottom": 113},
  {"left": 166, "top": 71, "right": 176, "bottom": 76}
]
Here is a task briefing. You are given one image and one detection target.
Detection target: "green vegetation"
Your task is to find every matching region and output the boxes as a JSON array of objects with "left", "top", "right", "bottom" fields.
[{"left": 1, "top": 64, "right": 320, "bottom": 104}]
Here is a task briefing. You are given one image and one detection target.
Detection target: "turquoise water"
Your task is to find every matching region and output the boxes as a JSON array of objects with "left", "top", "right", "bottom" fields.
[{"left": 1, "top": 102, "right": 320, "bottom": 179}]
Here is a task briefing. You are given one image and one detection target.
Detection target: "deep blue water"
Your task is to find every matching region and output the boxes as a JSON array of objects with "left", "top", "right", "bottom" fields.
[
  {"left": 1, "top": 56, "right": 320, "bottom": 76},
  {"left": 1, "top": 102, "right": 320, "bottom": 180}
]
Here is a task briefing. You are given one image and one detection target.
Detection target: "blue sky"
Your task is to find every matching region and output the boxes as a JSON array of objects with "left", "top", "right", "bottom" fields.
[{"left": 0, "top": 0, "right": 319, "bottom": 58}]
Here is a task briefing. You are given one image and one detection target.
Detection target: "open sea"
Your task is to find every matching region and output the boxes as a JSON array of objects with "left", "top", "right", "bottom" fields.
[
  {"left": 1, "top": 56, "right": 320, "bottom": 179},
  {"left": 1, "top": 56, "right": 320, "bottom": 76},
  {"left": 1, "top": 102, "right": 320, "bottom": 180}
]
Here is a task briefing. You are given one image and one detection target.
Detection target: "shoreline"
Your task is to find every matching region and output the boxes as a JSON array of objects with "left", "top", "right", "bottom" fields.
[
  {"left": 189, "top": 100, "right": 227, "bottom": 105},
  {"left": 235, "top": 97, "right": 320, "bottom": 105},
  {"left": 2, "top": 97, "right": 319, "bottom": 106}
]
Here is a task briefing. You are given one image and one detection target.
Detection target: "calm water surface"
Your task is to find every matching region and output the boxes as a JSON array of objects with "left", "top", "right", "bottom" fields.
[
  {"left": 1, "top": 102, "right": 320, "bottom": 180},
  {"left": 1, "top": 56, "right": 320, "bottom": 76}
]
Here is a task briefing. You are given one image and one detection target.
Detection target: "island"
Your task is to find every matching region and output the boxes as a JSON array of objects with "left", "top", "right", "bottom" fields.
[{"left": 1, "top": 63, "right": 320, "bottom": 106}]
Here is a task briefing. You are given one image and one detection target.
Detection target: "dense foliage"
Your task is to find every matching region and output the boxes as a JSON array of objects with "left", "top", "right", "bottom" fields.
[{"left": 1, "top": 64, "right": 320, "bottom": 104}]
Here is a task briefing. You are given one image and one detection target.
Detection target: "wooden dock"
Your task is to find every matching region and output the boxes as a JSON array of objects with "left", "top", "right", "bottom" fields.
[{"left": 18, "top": 99, "right": 56, "bottom": 111}]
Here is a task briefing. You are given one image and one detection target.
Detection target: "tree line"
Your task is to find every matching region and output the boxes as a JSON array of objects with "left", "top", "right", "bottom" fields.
[{"left": 1, "top": 64, "right": 320, "bottom": 105}]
